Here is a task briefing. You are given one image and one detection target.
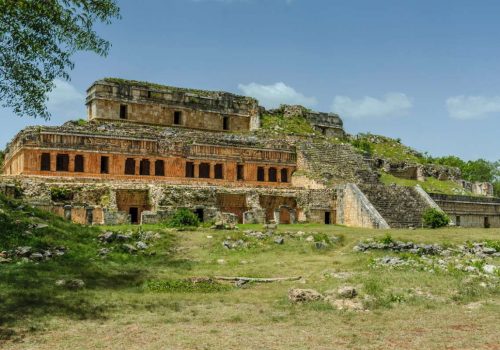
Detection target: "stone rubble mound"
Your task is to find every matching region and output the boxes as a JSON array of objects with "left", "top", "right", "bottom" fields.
[{"left": 0, "top": 246, "right": 66, "bottom": 263}]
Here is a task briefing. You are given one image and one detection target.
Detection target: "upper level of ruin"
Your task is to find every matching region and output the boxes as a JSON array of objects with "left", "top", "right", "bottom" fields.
[
  {"left": 86, "top": 78, "right": 261, "bottom": 132},
  {"left": 85, "top": 78, "right": 345, "bottom": 137}
]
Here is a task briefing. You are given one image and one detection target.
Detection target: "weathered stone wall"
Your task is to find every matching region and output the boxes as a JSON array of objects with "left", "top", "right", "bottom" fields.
[
  {"left": 86, "top": 79, "right": 259, "bottom": 132},
  {"left": 336, "top": 184, "right": 389, "bottom": 229},
  {"left": 430, "top": 193, "right": 500, "bottom": 228}
]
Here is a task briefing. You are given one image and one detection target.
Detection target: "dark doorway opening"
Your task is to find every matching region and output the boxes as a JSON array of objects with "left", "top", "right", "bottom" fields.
[
  {"left": 41, "top": 153, "right": 51, "bottom": 171},
  {"left": 456, "top": 216, "right": 461, "bottom": 227},
  {"left": 120, "top": 104, "right": 128, "bottom": 119},
  {"left": 237, "top": 164, "right": 244, "bottom": 180},
  {"left": 484, "top": 217, "right": 490, "bottom": 228},
  {"left": 199, "top": 163, "right": 210, "bottom": 178},
  {"left": 222, "top": 116, "right": 230, "bottom": 131},
  {"left": 194, "top": 208, "right": 204, "bottom": 222},
  {"left": 257, "top": 167, "right": 265, "bottom": 181},
  {"left": 155, "top": 160, "right": 165, "bottom": 176},
  {"left": 125, "top": 158, "right": 135, "bottom": 175},
  {"left": 214, "top": 163, "right": 224, "bottom": 179},
  {"left": 129, "top": 207, "right": 139, "bottom": 224},
  {"left": 74, "top": 155, "right": 84, "bottom": 172},
  {"left": 56, "top": 154, "right": 69, "bottom": 172},
  {"left": 174, "top": 111, "right": 182, "bottom": 125},
  {"left": 100, "top": 156, "right": 109, "bottom": 174},
  {"left": 325, "top": 211, "right": 331, "bottom": 225},
  {"left": 268, "top": 167, "right": 277, "bottom": 182},
  {"left": 185, "top": 162, "right": 195, "bottom": 178}
]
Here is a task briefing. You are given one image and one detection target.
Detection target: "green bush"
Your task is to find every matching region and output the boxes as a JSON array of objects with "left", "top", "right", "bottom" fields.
[
  {"left": 422, "top": 208, "right": 449, "bottom": 228},
  {"left": 50, "top": 187, "right": 74, "bottom": 201},
  {"left": 351, "top": 138, "right": 373, "bottom": 156},
  {"left": 165, "top": 208, "right": 200, "bottom": 228}
]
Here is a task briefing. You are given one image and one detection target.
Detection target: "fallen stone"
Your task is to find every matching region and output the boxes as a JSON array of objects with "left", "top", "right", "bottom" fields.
[
  {"left": 305, "top": 236, "right": 314, "bottom": 242},
  {"left": 29, "top": 252, "right": 44, "bottom": 261},
  {"left": 483, "top": 264, "right": 497, "bottom": 274},
  {"left": 336, "top": 286, "right": 357, "bottom": 299},
  {"left": 98, "top": 248, "right": 110, "bottom": 256},
  {"left": 55, "top": 279, "right": 85, "bottom": 290},
  {"left": 122, "top": 244, "right": 137, "bottom": 253},
  {"left": 136, "top": 241, "right": 148, "bottom": 250},
  {"left": 34, "top": 223, "right": 49, "bottom": 230},
  {"left": 274, "top": 236, "right": 284, "bottom": 245},
  {"left": 116, "top": 234, "right": 132, "bottom": 242},
  {"left": 314, "top": 241, "right": 329, "bottom": 250},
  {"left": 217, "top": 259, "right": 226, "bottom": 265},
  {"left": 288, "top": 288, "right": 323, "bottom": 303},
  {"left": 16, "top": 246, "right": 32, "bottom": 257},
  {"left": 99, "top": 231, "right": 115, "bottom": 243},
  {"left": 0, "top": 257, "right": 12, "bottom": 263},
  {"left": 328, "top": 298, "right": 365, "bottom": 311}
]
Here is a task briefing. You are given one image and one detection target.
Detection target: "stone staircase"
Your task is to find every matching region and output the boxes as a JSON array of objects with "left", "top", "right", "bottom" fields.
[
  {"left": 298, "top": 140, "right": 379, "bottom": 185},
  {"left": 358, "top": 184, "right": 430, "bottom": 228}
]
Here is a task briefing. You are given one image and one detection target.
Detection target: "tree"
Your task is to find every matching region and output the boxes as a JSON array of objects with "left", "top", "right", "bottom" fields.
[
  {"left": 462, "top": 159, "right": 495, "bottom": 183},
  {"left": 0, "top": 0, "right": 120, "bottom": 120}
]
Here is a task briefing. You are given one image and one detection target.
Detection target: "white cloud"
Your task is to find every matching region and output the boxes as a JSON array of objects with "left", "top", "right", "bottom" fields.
[
  {"left": 446, "top": 95, "right": 500, "bottom": 120},
  {"left": 331, "top": 93, "right": 412, "bottom": 119},
  {"left": 238, "top": 82, "right": 317, "bottom": 109},
  {"left": 46, "top": 79, "right": 85, "bottom": 119}
]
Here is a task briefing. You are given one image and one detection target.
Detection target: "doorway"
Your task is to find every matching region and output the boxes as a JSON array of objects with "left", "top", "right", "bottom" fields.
[
  {"left": 129, "top": 207, "right": 139, "bottom": 224},
  {"left": 325, "top": 211, "right": 331, "bottom": 225},
  {"left": 484, "top": 217, "right": 490, "bottom": 228},
  {"left": 194, "top": 208, "right": 204, "bottom": 222}
]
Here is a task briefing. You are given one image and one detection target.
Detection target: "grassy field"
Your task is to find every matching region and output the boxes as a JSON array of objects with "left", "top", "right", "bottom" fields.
[
  {"left": 380, "top": 172, "right": 471, "bottom": 195},
  {"left": 0, "top": 196, "right": 499, "bottom": 349}
]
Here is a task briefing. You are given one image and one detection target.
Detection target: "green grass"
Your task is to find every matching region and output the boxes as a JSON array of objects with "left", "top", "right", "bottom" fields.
[
  {"left": 0, "top": 194, "right": 499, "bottom": 349},
  {"left": 380, "top": 172, "right": 470, "bottom": 195},
  {"left": 260, "top": 113, "right": 317, "bottom": 135}
]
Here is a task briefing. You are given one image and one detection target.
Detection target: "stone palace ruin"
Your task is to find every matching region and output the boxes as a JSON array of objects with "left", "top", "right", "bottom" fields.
[{"left": 1, "top": 78, "right": 499, "bottom": 228}]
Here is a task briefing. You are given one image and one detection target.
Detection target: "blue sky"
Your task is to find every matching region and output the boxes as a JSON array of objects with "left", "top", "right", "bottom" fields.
[{"left": 2, "top": 0, "right": 499, "bottom": 161}]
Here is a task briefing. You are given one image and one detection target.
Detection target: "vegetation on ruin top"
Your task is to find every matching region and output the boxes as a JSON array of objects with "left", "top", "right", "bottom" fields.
[
  {"left": 380, "top": 172, "right": 472, "bottom": 195},
  {"left": 259, "top": 113, "right": 317, "bottom": 135},
  {"left": 101, "top": 78, "right": 257, "bottom": 102}
]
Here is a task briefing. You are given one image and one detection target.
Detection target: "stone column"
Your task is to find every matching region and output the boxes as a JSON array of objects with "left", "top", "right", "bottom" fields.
[
  {"left": 209, "top": 162, "right": 214, "bottom": 179},
  {"left": 264, "top": 166, "right": 269, "bottom": 182},
  {"left": 135, "top": 158, "right": 141, "bottom": 176},
  {"left": 69, "top": 154, "right": 75, "bottom": 172},
  {"left": 194, "top": 161, "right": 199, "bottom": 178},
  {"left": 50, "top": 152, "right": 57, "bottom": 172}
]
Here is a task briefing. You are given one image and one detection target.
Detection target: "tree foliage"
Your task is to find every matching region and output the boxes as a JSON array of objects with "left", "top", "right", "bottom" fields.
[{"left": 0, "top": 0, "right": 120, "bottom": 119}]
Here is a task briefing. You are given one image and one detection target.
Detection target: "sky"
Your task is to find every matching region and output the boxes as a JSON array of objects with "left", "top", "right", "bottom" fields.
[{"left": 1, "top": 0, "right": 500, "bottom": 161}]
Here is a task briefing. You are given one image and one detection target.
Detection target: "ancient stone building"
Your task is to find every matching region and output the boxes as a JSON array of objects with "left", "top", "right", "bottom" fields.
[{"left": 1, "top": 78, "right": 498, "bottom": 228}]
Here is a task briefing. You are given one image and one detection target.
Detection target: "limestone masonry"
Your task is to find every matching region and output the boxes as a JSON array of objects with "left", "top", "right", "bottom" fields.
[{"left": 1, "top": 78, "right": 498, "bottom": 228}]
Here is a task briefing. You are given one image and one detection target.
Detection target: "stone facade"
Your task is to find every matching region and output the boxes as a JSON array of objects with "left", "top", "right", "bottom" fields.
[
  {"left": 430, "top": 194, "right": 500, "bottom": 228},
  {"left": 87, "top": 78, "right": 260, "bottom": 132},
  {"left": 1, "top": 78, "right": 498, "bottom": 228}
]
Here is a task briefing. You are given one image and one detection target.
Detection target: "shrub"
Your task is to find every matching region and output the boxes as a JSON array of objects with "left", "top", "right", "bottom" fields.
[
  {"left": 50, "top": 187, "right": 74, "bottom": 201},
  {"left": 379, "top": 233, "right": 394, "bottom": 244},
  {"left": 165, "top": 208, "right": 200, "bottom": 228},
  {"left": 351, "top": 138, "right": 373, "bottom": 156},
  {"left": 422, "top": 208, "right": 449, "bottom": 228}
]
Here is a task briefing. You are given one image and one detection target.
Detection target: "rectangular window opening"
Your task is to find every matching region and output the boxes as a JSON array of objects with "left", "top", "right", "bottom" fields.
[
  {"left": 140, "top": 159, "right": 150, "bottom": 176},
  {"left": 119, "top": 105, "right": 128, "bottom": 119},
  {"left": 185, "top": 162, "right": 195, "bottom": 178},
  {"left": 237, "top": 164, "right": 244, "bottom": 181},
  {"left": 268, "top": 167, "right": 277, "bottom": 182},
  {"left": 74, "top": 155, "right": 84, "bottom": 172},
  {"left": 214, "top": 164, "right": 224, "bottom": 179},
  {"left": 223, "top": 116, "right": 230, "bottom": 131},
  {"left": 280, "top": 168, "right": 288, "bottom": 183},
  {"left": 41, "top": 153, "right": 51, "bottom": 171},
  {"left": 155, "top": 160, "right": 165, "bottom": 176},
  {"left": 125, "top": 158, "right": 135, "bottom": 175},
  {"left": 199, "top": 163, "right": 210, "bottom": 178},
  {"left": 56, "top": 154, "right": 69, "bottom": 172},
  {"left": 174, "top": 111, "right": 182, "bottom": 125},
  {"left": 100, "top": 156, "right": 109, "bottom": 174},
  {"left": 257, "top": 167, "right": 265, "bottom": 182}
]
